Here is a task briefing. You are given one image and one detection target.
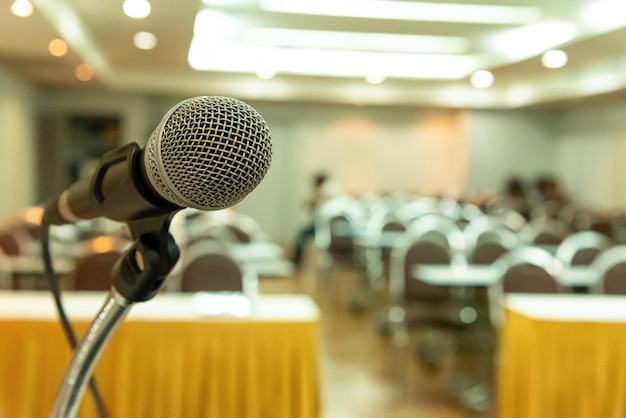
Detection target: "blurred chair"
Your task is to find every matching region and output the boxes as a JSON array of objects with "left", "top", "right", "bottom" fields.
[
  {"left": 178, "top": 239, "right": 256, "bottom": 295},
  {"left": 0, "top": 223, "right": 34, "bottom": 256},
  {"left": 519, "top": 218, "right": 570, "bottom": 252},
  {"left": 489, "top": 246, "right": 564, "bottom": 327},
  {"left": 555, "top": 230, "right": 613, "bottom": 267},
  {"left": 383, "top": 213, "right": 468, "bottom": 351},
  {"left": 361, "top": 205, "right": 407, "bottom": 287},
  {"left": 395, "top": 197, "right": 441, "bottom": 224},
  {"left": 487, "top": 207, "right": 527, "bottom": 233},
  {"left": 385, "top": 213, "right": 492, "bottom": 412},
  {"left": 0, "top": 250, "right": 11, "bottom": 289},
  {"left": 315, "top": 195, "right": 366, "bottom": 271},
  {"left": 388, "top": 213, "right": 466, "bottom": 310},
  {"left": 589, "top": 245, "right": 626, "bottom": 295},
  {"left": 71, "top": 236, "right": 130, "bottom": 291},
  {"left": 174, "top": 208, "right": 268, "bottom": 248},
  {"left": 456, "top": 203, "right": 485, "bottom": 229},
  {"left": 464, "top": 216, "right": 519, "bottom": 265}
]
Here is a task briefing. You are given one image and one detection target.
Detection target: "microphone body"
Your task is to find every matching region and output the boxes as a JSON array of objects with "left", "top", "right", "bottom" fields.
[
  {"left": 44, "top": 142, "right": 179, "bottom": 225},
  {"left": 43, "top": 96, "right": 272, "bottom": 225}
]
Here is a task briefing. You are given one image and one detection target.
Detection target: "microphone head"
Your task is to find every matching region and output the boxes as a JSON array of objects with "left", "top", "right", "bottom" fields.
[{"left": 144, "top": 96, "right": 272, "bottom": 210}]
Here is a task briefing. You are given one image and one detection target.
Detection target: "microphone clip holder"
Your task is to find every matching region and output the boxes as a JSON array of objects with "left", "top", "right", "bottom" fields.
[{"left": 52, "top": 213, "right": 180, "bottom": 418}]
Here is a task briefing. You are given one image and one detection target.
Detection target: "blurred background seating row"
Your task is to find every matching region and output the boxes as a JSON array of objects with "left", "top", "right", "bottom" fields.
[{"left": 0, "top": 206, "right": 294, "bottom": 299}]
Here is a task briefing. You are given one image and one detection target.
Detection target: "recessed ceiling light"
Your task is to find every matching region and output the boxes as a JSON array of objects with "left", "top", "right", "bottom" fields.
[
  {"left": 10, "top": 0, "right": 33, "bottom": 17},
  {"left": 470, "top": 70, "right": 494, "bottom": 88},
  {"left": 123, "top": 0, "right": 151, "bottom": 19},
  {"left": 583, "top": 0, "right": 626, "bottom": 31},
  {"left": 542, "top": 50, "right": 568, "bottom": 69},
  {"left": 133, "top": 31, "right": 158, "bottom": 50},
  {"left": 48, "top": 39, "right": 68, "bottom": 57}
]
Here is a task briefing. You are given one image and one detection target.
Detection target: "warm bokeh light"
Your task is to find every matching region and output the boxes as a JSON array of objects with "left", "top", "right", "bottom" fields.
[
  {"left": 48, "top": 39, "right": 68, "bottom": 57},
  {"left": 90, "top": 236, "right": 115, "bottom": 254},
  {"left": 75, "top": 63, "right": 94, "bottom": 81},
  {"left": 23, "top": 206, "right": 43, "bottom": 225},
  {"left": 10, "top": 0, "right": 33, "bottom": 17}
]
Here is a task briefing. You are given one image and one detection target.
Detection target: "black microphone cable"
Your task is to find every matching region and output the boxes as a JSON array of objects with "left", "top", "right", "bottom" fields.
[{"left": 40, "top": 221, "right": 108, "bottom": 418}]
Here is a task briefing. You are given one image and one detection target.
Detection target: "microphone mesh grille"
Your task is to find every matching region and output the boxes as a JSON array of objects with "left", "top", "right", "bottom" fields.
[{"left": 145, "top": 96, "right": 272, "bottom": 210}]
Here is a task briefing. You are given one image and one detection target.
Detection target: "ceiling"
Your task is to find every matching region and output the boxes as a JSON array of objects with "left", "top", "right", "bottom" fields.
[{"left": 1, "top": 0, "right": 626, "bottom": 108}]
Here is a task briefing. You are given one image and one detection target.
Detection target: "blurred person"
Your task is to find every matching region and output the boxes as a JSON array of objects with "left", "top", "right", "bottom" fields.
[
  {"left": 291, "top": 172, "right": 339, "bottom": 269},
  {"left": 497, "top": 176, "right": 531, "bottom": 219},
  {"left": 530, "top": 175, "right": 571, "bottom": 220}
]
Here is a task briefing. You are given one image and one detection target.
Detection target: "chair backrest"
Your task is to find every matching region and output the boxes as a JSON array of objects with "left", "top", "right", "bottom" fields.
[
  {"left": 469, "top": 229, "right": 520, "bottom": 265},
  {"left": 520, "top": 218, "right": 570, "bottom": 247},
  {"left": 71, "top": 235, "right": 131, "bottom": 291},
  {"left": 555, "top": 230, "right": 613, "bottom": 267},
  {"left": 489, "top": 246, "right": 563, "bottom": 327},
  {"left": 394, "top": 197, "right": 441, "bottom": 225},
  {"left": 0, "top": 249, "right": 12, "bottom": 289},
  {"left": 179, "top": 240, "right": 247, "bottom": 293},
  {"left": 464, "top": 215, "right": 518, "bottom": 263},
  {"left": 72, "top": 250, "right": 122, "bottom": 291},
  {"left": 315, "top": 195, "right": 365, "bottom": 253},
  {"left": 492, "top": 246, "right": 563, "bottom": 294},
  {"left": 0, "top": 224, "right": 32, "bottom": 256},
  {"left": 389, "top": 214, "right": 464, "bottom": 303},
  {"left": 590, "top": 245, "right": 626, "bottom": 295}
]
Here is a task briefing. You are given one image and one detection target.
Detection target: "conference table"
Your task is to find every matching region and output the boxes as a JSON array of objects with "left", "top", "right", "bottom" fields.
[
  {"left": 0, "top": 291, "right": 320, "bottom": 418},
  {"left": 229, "top": 242, "right": 295, "bottom": 277},
  {"left": 413, "top": 263, "right": 599, "bottom": 288},
  {"left": 497, "top": 294, "right": 626, "bottom": 418}
]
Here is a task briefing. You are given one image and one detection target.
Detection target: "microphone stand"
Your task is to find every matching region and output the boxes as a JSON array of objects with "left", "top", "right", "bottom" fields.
[{"left": 51, "top": 214, "right": 180, "bottom": 418}]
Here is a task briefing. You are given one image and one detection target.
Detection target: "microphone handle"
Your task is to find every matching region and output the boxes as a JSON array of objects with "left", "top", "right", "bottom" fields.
[{"left": 51, "top": 289, "right": 132, "bottom": 418}]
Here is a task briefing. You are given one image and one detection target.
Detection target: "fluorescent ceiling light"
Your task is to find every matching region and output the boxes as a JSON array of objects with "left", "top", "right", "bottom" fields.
[
  {"left": 194, "top": 11, "right": 468, "bottom": 54},
  {"left": 365, "top": 74, "right": 386, "bottom": 84},
  {"left": 488, "top": 22, "right": 577, "bottom": 60},
  {"left": 250, "top": 28, "right": 469, "bottom": 54},
  {"left": 582, "top": 0, "right": 626, "bottom": 31},
  {"left": 578, "top": 73, "right": 621, "bottom": 95},
  {"left": 261, "top": 0, "right": 541, "bottom": 24},
  {"left": 188, "top": 39, "right": 475, "bottom": 79},
  {"left": 194, "top": 10, "right": 243, "bottom": 38}
]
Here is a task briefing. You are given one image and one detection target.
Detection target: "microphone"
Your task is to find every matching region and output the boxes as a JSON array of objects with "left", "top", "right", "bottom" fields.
[{"left": 43, "top": 96, "right": 272, "bottom": 225}]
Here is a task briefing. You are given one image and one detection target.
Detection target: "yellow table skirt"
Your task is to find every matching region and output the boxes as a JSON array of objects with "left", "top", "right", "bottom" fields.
[
  {"left": 0, "top": 314, "right": 320, "bottom": 418},
  {"left": 497, "top": 307, "right": 626, "bottom": 418}
]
